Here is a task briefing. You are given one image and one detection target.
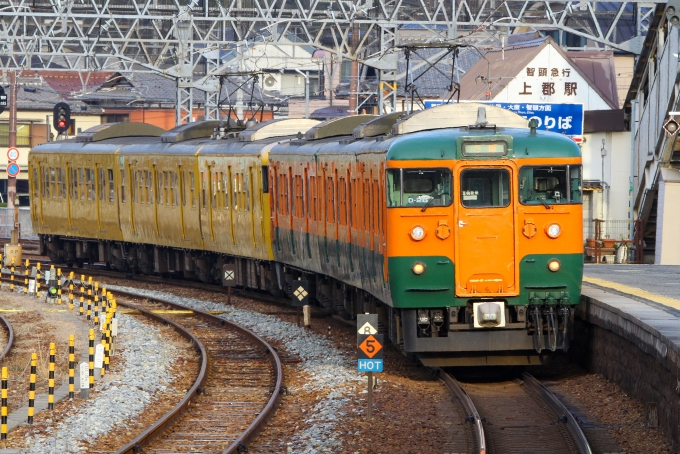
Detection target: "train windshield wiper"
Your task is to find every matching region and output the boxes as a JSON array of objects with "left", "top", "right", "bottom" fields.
[
  {"left": 421, "top": 197, "right": 435, "bottom": 212},
  {"left": 539, "top": 198, "right": 550, "bottom": 209}
]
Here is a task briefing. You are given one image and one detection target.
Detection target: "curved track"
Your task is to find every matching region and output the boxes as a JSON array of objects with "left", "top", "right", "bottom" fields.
[
  {"left": 113, "top": 289, "right": 283, "bottom": 454},
  {"left": 0, "top": 315, "right": 14, "bottom": 361},
  {"left": 441, "top": 369, "right": 592, "bottom": 454}
]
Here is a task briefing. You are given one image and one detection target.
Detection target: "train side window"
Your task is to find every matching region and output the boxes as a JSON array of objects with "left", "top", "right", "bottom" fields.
[
  {"left": 278, "top": 173, "right": 286, "bottom": 215},
  {"left": 211, "top": 172, "right": 217, "bottom": 209},
  {"left": 98, "top": 167, "right": 105, "bottom": 201},
  {"left": 71, "top": 169, "right": 78, "bottom": 199},
  {"left": 41, "top": 167, "right": 48, "bottom": 198},
  {"left": 294, "top": 174, "right": 301, "bottom": 218},
  {"left": 309, "top": 175, "right": 316, "bottom": 221},
  {"left": 189, "top": 171, "right": 196, "bottom": 208},
  {"left": 326, "top": 176, "right": 335, "bottom": 223},
  {"left": 132, "top": 170, "right": 138, "bottom": 203},
  {"left": 165, "top": 171, "right": 171, "bottom": 206},
  {"left": 49, "top": 167, "right": 56, "bottom": 199},
  {"left": 179, "top": 171, "right": 185, "bottom": 207},
  {"left": 156, "top": 170, "right": 164, "bottom": 205},
  {"left": 56, "top": 169, "right": 63, "bottom": 199},
  {"left": 88, "top": 169, "right": 96, "bottom": 200},
  {"left": 120, "top": 169, "right": 127, "bottom": 203},
  {"left": 108, "top": 169, "right": 114, "bottom": 202},
  {"left": 569, "top": 165, "right": 583, "bottom": 203},
  {"left": 33, "top": 167, "right": 39, "bottom": 198},
  {"left": 338, "top": 176, "right": 347, "bottom": 226},
  {"left": 201, "top": 171, "right": 206, "bottom": 209},
  {"left": 173, "top": 172, "right": 179, "bottom": 206},
  {"left": 78, "top": 168, "right": 84, "bottom": 200},
  {"left": 245, "top": 171, "right": 250, "bottom": 212},
  {"left": 460, "top": 168, "right": 509, "bottom": 208},
  {"left": 222, "top": 172, "right": 228, "bottom": 209}
]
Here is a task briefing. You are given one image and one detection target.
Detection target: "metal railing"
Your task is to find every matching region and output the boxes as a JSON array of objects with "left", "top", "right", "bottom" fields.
[{"left": 583, "top": 219, "right": 631, "bottom": 241}]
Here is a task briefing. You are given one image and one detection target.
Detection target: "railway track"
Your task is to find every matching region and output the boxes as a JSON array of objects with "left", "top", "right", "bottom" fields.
[
  {"left": 0, "top": 315, "right": 14, "bottom": 361},
  {"left": 440, "top": 369, "right": 592, "bottom": 454},
  {"left": 113, "top": 288, "right": 283, "bottom": 454}
]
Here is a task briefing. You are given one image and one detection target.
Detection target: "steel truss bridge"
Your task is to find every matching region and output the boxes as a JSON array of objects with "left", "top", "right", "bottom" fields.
[{"left": 0, "top": 1, "right": 668, "bottom": 124}]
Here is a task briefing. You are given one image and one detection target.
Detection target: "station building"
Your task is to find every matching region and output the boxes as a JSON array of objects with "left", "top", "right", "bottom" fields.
[{"left": 458, "top": 34, "right": 633, "bottom": 244}]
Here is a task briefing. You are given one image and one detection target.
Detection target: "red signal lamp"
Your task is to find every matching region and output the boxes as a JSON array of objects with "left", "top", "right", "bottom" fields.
[{"left": 58, "top": 120, "right": 67, "bottom": 128}]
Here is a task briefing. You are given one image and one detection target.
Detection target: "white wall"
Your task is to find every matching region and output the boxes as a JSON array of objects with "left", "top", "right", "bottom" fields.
[
  {"left": 581, "top": 130, "right": 632, "bottom": 236},
  {"left": 655, "top": 168, "right": 680, "bottom": 264}
]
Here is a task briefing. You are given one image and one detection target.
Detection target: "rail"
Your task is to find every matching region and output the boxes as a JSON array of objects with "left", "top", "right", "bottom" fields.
[
  {"left": 0, "top": 315, "right": 14, "bottom": 361},
  {"left": 113, "top": 289, "right": 283, "bottom": 454},
  {"left": 520, "top": 372, "right": 592, "bottom": 454},
  {"left": 438, "top": 369, "right": 486, "bottom": 454}
]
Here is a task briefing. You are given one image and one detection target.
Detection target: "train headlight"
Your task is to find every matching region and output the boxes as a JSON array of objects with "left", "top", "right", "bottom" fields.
[
  {"left": 412, "top": 262, "right": 426, "bottom": 275},
  {"left": 410, "top": 225, "right": 426, "bottom": 241},
  {"left": 546, "top": 223, "right": 561, "bottom": 238},
  {"left": 548, "top": 259, "right": 561, "bottom": 272}
]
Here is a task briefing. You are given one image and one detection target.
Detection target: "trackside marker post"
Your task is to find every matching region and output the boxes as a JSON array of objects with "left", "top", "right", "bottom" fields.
[
  {"left": 27, "top": 353, "right": 36, "bottom": 423},
  {"left": 94, "top": 344, "right": 104, "bottom": 380},
  {"left": 88, "top": 329, "right": 94, "bottom": 389},
  {"left": 1, "top": 367, "right": 7, "bottom": 439},
  {"left": 357, "top": 314, "right": 383, "bottom": 421},
  {"left": 48, "top": 343, "right": 55, "bottom": 410},
  {"left": 79, "top": 363, "right": 89, "bottom": 398},
  {"left": 68, "top": 335, "right": 75, "bottom": 399}
]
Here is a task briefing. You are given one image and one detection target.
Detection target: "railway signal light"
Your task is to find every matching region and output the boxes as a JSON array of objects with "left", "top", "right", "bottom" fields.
[{"left": 53, "top": 102, "right": 71, "bottom": 135}]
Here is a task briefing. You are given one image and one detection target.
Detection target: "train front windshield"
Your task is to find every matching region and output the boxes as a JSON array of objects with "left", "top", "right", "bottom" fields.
[
  {"left": 518, "top": 165, "right": 582, "bottom": 205},
  {"left": 387, "top": 168, "right": 452, "bottom": 208}
]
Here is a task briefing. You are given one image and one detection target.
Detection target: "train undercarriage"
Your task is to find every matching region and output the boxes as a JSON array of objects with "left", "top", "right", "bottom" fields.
[{"left": 41, "top": 235, "right": 575, "bottom": 367}]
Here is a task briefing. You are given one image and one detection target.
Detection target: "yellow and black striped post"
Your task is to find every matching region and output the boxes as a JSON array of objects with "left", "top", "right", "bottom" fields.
[
  {"left": 1, "top": 367, "right": 8, "bottom": 439},
  {"left": 57, "top": 268, "right": 63, "bottom": 302},
  {"left": 88, "top": 329, "right": 95, "bottom": 389},
  {"left": 103, "top": 316, "right": 111, "bottom": 372},
  {"left": 69, "top": 335, "right": 75, "bottom": 399},
  {"left": 24, "top": 259, "right": 29, "bottom": 294},
  {"left": 35, "top": 270, "right": 40, "bottom": 298},
  {"left": 48, "top": 343, "right": 55, "bottom": 410},
  {"left": 9, "top": 264, "right": 14, "bottom": 292},
  {"left": 36, "top": 262, "right": 41, "bottom": 272},
  {"left": 68, "top": 292, "right": 74, "bottom": 310},
  {"left": 87, "top": 298, "right": 91, "bottom": 321},
  {"left": 27, "top": 353, "right": 37, "bottom": 423},
  {"left": 79, "top": 294, "right": 84, "bottom": 316}
]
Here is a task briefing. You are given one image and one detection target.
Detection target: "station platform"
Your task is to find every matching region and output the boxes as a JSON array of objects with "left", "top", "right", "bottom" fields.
[{"left": 579, "top": 264, "right": 680, "bottom": 446}]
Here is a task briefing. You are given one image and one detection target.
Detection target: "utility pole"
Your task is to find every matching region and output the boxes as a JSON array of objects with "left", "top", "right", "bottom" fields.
[
  {"left": 3, "top": 69, "right": 22, "bottom": 267},
  {"left": 349, "top": 18, "right": 359, "bottom": 115},
  {"left": 7, "top": 71, "right": 17, "bottom": 211}
]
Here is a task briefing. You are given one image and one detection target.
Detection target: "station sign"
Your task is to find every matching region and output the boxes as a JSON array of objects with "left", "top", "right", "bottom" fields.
[
  {"left": 291, "top": 279, "right": 309, "bottom": 307},
  {"left": 423, "top": 100, "right": 584, "bottom": 140},
  {"left": 7, "top": 147, "right": 19, "bottom": 161},
  {"left": 6, "top": 162, "right": 20, "bottom": 178}
]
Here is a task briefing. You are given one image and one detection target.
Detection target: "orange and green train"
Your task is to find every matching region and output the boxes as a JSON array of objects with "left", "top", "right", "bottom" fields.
[{"left": 29, "top": 103, "right": 583, "bottom": 366}]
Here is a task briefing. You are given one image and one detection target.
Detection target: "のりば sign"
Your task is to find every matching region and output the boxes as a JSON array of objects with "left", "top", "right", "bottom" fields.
[
  {"left": 423, "top": 101, "right": 584, "bottom": 140},
  {"left": 486, "top": 102, "right": 584, "bottom": 137}
]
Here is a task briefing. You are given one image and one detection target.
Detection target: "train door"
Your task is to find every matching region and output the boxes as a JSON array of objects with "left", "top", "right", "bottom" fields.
[{"left": 454, "top": 163, "right": 519, "bottom": 297}]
